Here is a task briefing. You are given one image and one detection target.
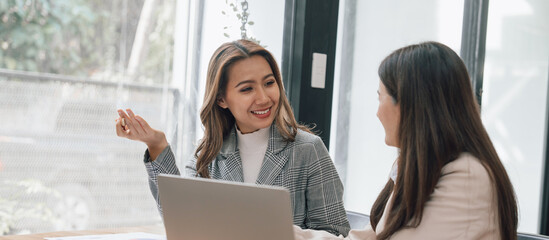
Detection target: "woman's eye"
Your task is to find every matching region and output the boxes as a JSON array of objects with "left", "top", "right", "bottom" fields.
[
  {"left": 265, "top": 80, "right": 275, "bottom": 86},
  {"left": 240, "top": 87, "right": 252, "bottom": 92}
]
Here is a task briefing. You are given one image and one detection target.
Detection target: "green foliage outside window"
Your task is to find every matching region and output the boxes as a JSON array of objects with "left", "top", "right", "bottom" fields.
[
  {"left": 0, "top": 0, "right": 101, "bottom": 75},
  {"left": 0, "top": 0, "right": 175, "bottom": 84}
]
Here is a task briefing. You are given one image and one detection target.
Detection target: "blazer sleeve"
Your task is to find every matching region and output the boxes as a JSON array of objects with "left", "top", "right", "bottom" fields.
[
  {"left": 143, "top": 145, "right": 181, "bottom": 215},
  {"left": 304, "top": 136, "right": 351, "bottom": 236}
]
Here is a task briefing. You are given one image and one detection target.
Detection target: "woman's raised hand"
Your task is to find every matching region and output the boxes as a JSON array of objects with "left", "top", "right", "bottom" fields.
[{"left": 116, "top": 109, "right": 168, "bottom": 160}]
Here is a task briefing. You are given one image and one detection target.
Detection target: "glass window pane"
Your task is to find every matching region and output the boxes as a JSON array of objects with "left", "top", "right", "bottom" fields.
[
  {"left": 0, "top": 0, "right": 176, "bottom": 234},
  {"left": 482, "top": 0, "right": 549, "bottom": 233},
  {"left": 0, "top": 0, "right": 285, "bottom": 235},
  {"left": 333, "top": 0, "right": 464, "bottom": 216}
]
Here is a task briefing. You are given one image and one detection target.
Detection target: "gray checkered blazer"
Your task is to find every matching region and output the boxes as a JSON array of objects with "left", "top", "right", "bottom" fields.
[{"left": 144, "top": 125, "right": 351, "bottom": 236}]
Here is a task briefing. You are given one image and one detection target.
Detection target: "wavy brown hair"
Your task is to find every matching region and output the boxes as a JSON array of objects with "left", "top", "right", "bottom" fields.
[
  {"left": 369, "top": 41, "right": 518, "bottom": 240},
  {"left": 195, "top": 39, "right": 308, "bottom": 178}
]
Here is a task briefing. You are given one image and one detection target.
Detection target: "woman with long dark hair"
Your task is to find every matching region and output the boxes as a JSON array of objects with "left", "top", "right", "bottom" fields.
[
  {"left": 116, "top": 39, "right": 350, "bottom": 236},
  {"left": 294, "top": 41, "right": 518, "bottom": 240}
]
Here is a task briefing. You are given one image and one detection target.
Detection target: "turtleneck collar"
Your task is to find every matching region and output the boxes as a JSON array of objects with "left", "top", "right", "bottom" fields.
[{"left": 236, "top": 125, "right": 271, "bottom": 152}]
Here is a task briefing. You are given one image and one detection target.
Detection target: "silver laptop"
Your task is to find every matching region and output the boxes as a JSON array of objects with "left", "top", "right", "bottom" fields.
[{"left": 157, "top": 174, "right": 295, "bottom": 240}]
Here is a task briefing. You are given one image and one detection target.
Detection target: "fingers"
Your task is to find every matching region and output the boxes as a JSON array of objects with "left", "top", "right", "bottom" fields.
[
  {"left": 118, "top": 117, "right": 128, "bottom": 131},
  {"left": 117, "top": 110, "right": 130, "bottom": 132},
  {"left": 117, "top": 109, "right": 138, "bottom": 136},
  {"left": 133, "top": 115, "right": 151, "bottom": 134},
  {"left": 125, "top": 108, "right": 144, "bottom": 135},
  {"left": 116, "top": 109, "right": 161, "bottom": 144},
  {"left": 127, "top": 109, "right": 145, "bottom": 133},
  {"left": 117, "top": 109, "right": 141, "bottom": 136},
  {"left": 117, "top": 109, "right": 130, "bottom": 119},
  {"left": 115, "top": 117, "right": 130, "bottom": 137},
  {"left": 126, "top": 108, "right": 137, "bottom": 119}
]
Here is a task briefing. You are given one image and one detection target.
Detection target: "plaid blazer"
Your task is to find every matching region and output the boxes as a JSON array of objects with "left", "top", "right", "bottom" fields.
[{"left": 144, "top": 125, "right": 351, "bottom": 236}]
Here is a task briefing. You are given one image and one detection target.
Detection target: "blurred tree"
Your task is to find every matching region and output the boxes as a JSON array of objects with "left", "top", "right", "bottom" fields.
[
  {"left": 0, "top": 0, "right": 175, "bottom": 84},
  {"left": 0, "top": 0, "right": 101, "bottom": 75}
]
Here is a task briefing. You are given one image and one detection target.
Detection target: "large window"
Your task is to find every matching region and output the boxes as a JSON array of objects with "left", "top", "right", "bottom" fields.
[
  {"left": 333, "top": 0, "right": 549, "bottom": 234},
  {"left": 331, "top": 0, "right": 464, "bottom": 220},
  {"left": 0, "top": 0, "right": 285, "bottom": 235},
  {"left": 482, "top": 0, "right": 549, "bottom": 233},
  {"left": 0, "top": 0, "right": 177, "bottom": 234}
]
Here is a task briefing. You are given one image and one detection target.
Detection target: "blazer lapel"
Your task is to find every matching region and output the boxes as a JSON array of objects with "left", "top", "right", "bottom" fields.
[
  {"left": 256, "top": 125, "right": 289, "bottom": 185},
  {"left": 219, "top": 153, "right": 244, "bottom": 182},
  {"left": 255, "top": 151, "right": 288, "bottom": 185},
  {"left": 218, "top": 127, "right": 244, "bottom": 182}
]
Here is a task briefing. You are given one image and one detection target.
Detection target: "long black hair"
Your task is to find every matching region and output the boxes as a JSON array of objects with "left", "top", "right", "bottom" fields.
[{"left": 370, "top": 41, "right": 518, "bottom": 240}]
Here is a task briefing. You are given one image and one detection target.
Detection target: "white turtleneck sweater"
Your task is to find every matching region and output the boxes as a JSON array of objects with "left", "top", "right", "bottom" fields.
[{"left": 236, "top": 126, "right": 270, "bottom": 183}]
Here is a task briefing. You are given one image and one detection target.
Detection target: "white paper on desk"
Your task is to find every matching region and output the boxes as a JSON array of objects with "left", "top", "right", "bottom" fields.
[{"left": 44, "top": 232, "right": 166, "bottom": 240}]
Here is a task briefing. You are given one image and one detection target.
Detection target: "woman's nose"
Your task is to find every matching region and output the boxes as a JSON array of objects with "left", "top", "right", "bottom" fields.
[{"left": 255, "top": 88, "right": 269, "bottom": 105}]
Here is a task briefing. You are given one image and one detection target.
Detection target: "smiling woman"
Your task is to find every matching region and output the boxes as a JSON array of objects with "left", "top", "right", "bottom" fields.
[
  {"left": 115, "top": 40, "right": 351, "bottom": 236},
  {"left": 217, "top": 55, "right": 280, "bottom": 134}
]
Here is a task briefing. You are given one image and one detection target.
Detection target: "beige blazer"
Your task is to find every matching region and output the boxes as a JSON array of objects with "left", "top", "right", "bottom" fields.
[{"left": 294, "top": 153, "right": 501, "bottom": 240}]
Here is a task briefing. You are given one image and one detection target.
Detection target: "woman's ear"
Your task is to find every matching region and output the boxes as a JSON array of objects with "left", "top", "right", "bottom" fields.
[{"left": 217, "top": 97, "right": 228, "bottom": 109}]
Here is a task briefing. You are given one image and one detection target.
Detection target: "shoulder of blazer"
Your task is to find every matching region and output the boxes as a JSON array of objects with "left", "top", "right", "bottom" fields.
[
  {"left": 441, "top": 152, "right": 489, "bottom": 179},
  {"left": 293, "top": 129, "right": 321, "bottom": 145},
  {"left": 272, "top": 127, "right": 323, "bottom": 154}
]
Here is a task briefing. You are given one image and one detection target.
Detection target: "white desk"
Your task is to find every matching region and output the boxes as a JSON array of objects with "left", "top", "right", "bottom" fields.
[{"left": 0, "top": 225, "right": 165, "bottom": 240}]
